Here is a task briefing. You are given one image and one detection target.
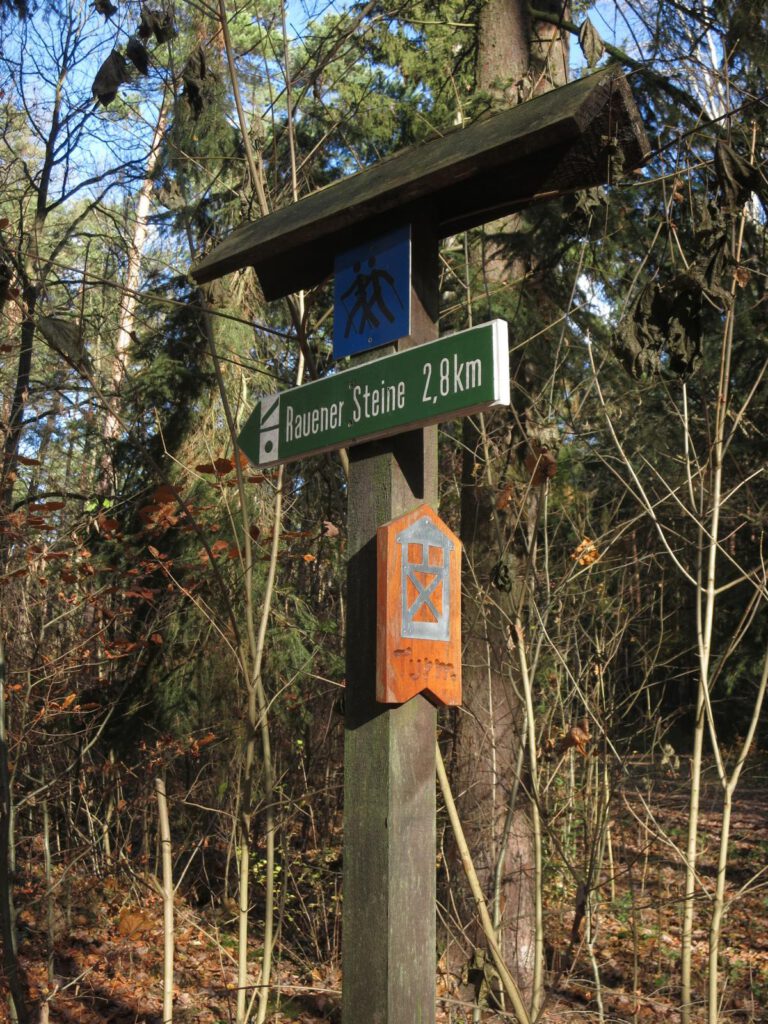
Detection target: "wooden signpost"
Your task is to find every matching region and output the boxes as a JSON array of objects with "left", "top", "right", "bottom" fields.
[
  {"left": 192, "top": 67, "right": 648, "bottom": 1024},
  {"left": 341, "top": 219, "right": 441, "bottom": 1023}
]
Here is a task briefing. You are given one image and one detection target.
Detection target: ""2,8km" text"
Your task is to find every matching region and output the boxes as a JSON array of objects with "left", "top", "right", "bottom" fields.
[{"left": 422, "top": 353, "right": 482, "bottom": 404}]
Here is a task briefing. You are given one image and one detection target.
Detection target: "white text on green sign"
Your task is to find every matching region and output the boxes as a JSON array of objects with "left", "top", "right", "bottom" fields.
[{"left": 237, "top": 320, "right": 510, "bottom": 468}]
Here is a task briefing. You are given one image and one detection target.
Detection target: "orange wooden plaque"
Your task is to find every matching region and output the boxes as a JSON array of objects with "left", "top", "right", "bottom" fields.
[{"left": 376, "top": 504, "right": 461, "bottom": 706}]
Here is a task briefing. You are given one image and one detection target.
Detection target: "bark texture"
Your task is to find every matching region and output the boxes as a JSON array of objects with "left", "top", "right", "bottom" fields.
[
  {"left": 446, "top": 0, "right": 569, "bottom": 1005},
  {"left": 450, "top": 448, "right": 535, "bottom": 998}
]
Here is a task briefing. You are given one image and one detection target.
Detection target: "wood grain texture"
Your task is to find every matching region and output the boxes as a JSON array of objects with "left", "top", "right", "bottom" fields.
[
  {"left": 192, "top": 68, "right": 649, "bottom": 297},
  {"left": 377, "top": 504, "right": 461, "bottom": 706},
  {"left": 342, "top": 223, "right": 439, "bottom": 1024}
]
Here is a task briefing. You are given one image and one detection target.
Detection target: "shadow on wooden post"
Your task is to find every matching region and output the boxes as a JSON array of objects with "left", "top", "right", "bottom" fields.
[{"left": 343, "top": 223, "right": 439, "bottom": 1024}]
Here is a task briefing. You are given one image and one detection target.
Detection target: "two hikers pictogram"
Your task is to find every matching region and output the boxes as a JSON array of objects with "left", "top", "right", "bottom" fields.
[
  {"left": 341, "top": 257, "right": 404, "bottom": 338},
  {"left": 333, "top": 225, "right": 411, "bottom": 358}
]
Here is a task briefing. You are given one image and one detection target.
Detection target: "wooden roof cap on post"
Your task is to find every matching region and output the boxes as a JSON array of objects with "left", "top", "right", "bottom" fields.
[{"left": 192, "top": 67, "right": 649, "bottom": 300}]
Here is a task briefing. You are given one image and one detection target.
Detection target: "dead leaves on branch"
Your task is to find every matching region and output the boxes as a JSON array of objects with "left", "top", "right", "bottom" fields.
[
  {"left": 182, "top": 46, "right": 219, "bottom": 119},
  {"left": 613, "top": 276, "right": 703, "bottom": 379},
  {"left": 138, "top": 468, "right": 339, "bottom": 571},
  {"left": 563, "top": 185, "right": 607, "bottom": 234},
  {"left": 196, "top": 456, "right": 239, "bottom": 476},
  {"left": 37, "top": 316, "right": 92, "bottom": 374},
  {"left": 715, "top": 139, "right": 767, "bottom": 212},
  {"left": 91, "top": 5, "right": 176, "bottom": 106},
  {"left": 560, "top": 719, "right": 591, "bottom": 756},
  {"left": 0, "top": 500, "right": 68, "bottom": 547},
  {"left": 194, "top": 453, "right": 276, "bottom": 488},
  {"left": 126, "top": 36, "right": 150, "bottom": 76},
  {"left": 27, "top": 692, "right": 102, "bottom": 728},
  {"left": 138, "top": 484, "right": 184, "bottom": 532},
  {"left": 578, "top": 18, "right": 605, "bottom": 68},
  {"left": 194, "top": 452, "right": 250, "bottom": 477},
  {"left": 571, "top": 537, "right": 599, "bottom": 566},
  {"left": 137, "top": 3, "right": 175, "bottom": 44},
  {"left": 524, "top": 441, "right": 558, "bottom": 485},
  {"left": 95, "top": 513, "right": 120, "bottom": 538},
  {"left": 198, "top": 538, "right": 239, "bottom": 564},
  {"left": 92, "top": 50, "right": 131, "bottom": 106},
  {"left": 613, "top": 140, "right": 766, "bottom": 381},
  {"left": 1, "top": 449, "right": 339, "bottom": 680}
]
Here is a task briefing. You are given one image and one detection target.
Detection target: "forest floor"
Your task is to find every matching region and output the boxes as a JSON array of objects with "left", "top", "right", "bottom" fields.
[
  {"left": 6, "top": 755, "right": 768, "bottom": 1023},
  {"left": 539, "top": 755, "right": 768, "bottom": 1024}
]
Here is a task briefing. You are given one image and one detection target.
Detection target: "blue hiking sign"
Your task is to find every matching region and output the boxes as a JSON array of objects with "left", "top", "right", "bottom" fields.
[{"left": 333, "top": 225, "right": 410, "bottom": 359}]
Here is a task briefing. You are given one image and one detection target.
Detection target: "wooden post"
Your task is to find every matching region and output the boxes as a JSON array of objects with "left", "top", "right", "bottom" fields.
[{"left": 343, "top": 223, "right": 439, "bottom": 1024}]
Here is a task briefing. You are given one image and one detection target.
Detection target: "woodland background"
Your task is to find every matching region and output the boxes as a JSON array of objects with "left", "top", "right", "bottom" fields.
[{"left": 0, "top": 0, "right": 767, "bottom": 1022}]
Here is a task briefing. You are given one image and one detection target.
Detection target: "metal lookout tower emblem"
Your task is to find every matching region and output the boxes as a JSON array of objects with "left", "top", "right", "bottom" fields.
[
  {"left": 377, "top": 504, "right": 461, "bottom": 706},
  {"left": 397, "top": 517, "right": 453, "bottom": 642}
]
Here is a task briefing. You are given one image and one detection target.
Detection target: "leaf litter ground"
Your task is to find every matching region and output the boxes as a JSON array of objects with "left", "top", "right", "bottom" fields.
[{"left": 5, "top": 755, "right": 767, "bottom": 1022}]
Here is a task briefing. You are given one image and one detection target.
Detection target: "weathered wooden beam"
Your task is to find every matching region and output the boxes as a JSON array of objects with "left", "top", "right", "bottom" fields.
[
  {"left": 191, "top": 68, "right": 648, "bottom": 298},
  {"left": 342, "top": 222, "right": 439, "bottom": 1024}
]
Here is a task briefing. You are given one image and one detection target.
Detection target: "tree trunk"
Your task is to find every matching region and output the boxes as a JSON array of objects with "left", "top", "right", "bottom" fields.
[
  {"left": 0, "top": 288, "right": 37, "bottom": 513},
  {"left": 100, "top": 102, "right": 168, "bottom": 494},
  {"left": 449, "top": 426, "right": 535, "bottom": 1002},
  {"left": 477, "top": 0, "right": 531, "bottom": 101},
  {"left": 446, "top": 0, "right": 569, "bottom": 1006}
]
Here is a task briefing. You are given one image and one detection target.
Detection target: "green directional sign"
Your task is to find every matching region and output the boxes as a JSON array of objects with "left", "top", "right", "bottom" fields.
[{"left": 238, "top": 320, "right": 510, "bottom": 468}]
